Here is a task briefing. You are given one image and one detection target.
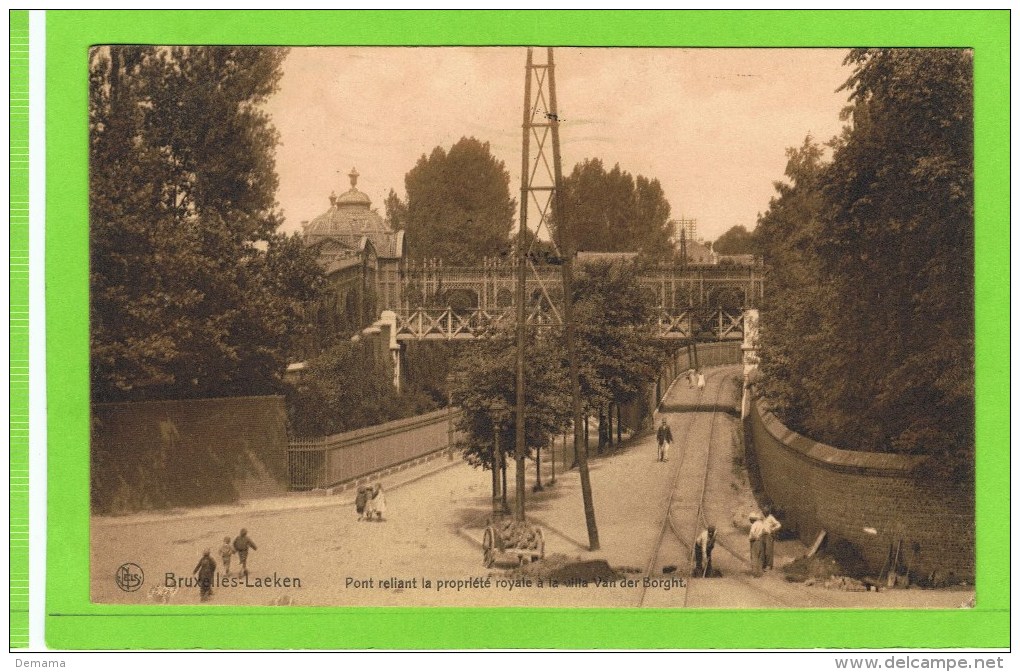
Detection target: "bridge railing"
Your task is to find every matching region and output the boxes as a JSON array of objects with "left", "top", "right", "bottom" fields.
[
  {"left": 393, "top": 305, "right": 560, "bottom": 341},
  {"left": 392, "top": 305, "right": 747, "bottom": 341}
]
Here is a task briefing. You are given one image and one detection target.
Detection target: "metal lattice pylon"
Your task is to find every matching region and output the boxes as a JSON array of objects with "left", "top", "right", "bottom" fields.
[
  {"left": 513, "top": 48, "right": 600, "bottom": 550},
  {"left": 516, "top": 48, "right": 563, "bottom": 321}
]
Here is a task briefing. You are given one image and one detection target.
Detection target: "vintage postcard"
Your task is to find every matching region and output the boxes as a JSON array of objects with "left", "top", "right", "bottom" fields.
[{"left": 88, "top": 44, "right": 975, "bottom": 611}]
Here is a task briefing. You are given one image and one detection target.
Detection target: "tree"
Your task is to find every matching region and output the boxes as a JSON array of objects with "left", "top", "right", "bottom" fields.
[
  {"left": 383, "top": 188, "right": 407, "bottom": 231},
  {"left": 90, "top": 46, "right": 321, "bottom": 402},
  {"left": 713, "top": 225, "right": 756, "bottom": 255},
  {"left": 574, "top": 259, "right": 663, "bottom": 433},
  {"left": 452, "top": 331, "right": 571, "bottom": 507},
  {"left": 553, "top": 158, "right": 674, "bottom": 255},
  {"left": 393, "top": 137, "right": 516, "bottom": 263},
  {"left": 818, "top": 49, "right": 974, "bottom": 479},
  {"left": 755, "top": 49, "right": 974, "bottom": 482},
  {"left": 754, "top": 137, "right": 835, "bottom": 431},
  {"left": 287, "top": 340, "right": 431, "bottom": 438}
]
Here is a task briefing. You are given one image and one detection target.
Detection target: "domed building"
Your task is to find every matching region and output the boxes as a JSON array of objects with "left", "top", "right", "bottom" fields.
[{"left": 301, "top": 168, "right": 405, "bottom": 348}]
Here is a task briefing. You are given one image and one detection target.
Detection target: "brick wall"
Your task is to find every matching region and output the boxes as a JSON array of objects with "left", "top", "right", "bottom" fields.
[
  {"left": 620, "top": 341, "right": 743, "bottom": 431},
  {"left": 91, "top": 396, "right": 289, "bottom": 514},
  {"left": 746, "top": 395, "right": 974, "bottom": 582}
]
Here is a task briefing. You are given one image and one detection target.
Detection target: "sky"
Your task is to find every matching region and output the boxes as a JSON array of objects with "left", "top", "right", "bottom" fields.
[{"left": 263, "top": 48, "right": 852, "bottom": 244}]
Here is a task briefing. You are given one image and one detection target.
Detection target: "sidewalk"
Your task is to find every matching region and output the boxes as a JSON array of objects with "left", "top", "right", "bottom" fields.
[
  {"left": 92, "top": 447, "right": 464, "bottom": 529},
  {"left": 459, "top": 366, "right": 743, "bottom": 573}
]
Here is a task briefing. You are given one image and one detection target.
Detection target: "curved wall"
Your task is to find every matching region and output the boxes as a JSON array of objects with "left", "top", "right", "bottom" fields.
[{"left": 747, "top": 396, "right": 974, "bottom": 582}]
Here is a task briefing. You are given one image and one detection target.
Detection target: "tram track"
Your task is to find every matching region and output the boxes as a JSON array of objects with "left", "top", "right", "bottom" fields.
[
  {"left": 637, "top": 367, "right": 730, "bottom": 607},
  {"left": 636, "top": 364, "right": 840, "bottom": 609}
]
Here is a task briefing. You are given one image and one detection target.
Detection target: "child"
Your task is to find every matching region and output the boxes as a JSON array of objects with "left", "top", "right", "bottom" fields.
[
  {"left": 232, "top": 528, "right": 258, "bottom": 577},
  {"left": 218, "top": 536, "right": 234, "bottom": 577},
  {"left": 194, "top": 549, "right": 217, "bottom": 602},
  {"left": 363, "top": 486, "right": 376, "bottom": 522}
]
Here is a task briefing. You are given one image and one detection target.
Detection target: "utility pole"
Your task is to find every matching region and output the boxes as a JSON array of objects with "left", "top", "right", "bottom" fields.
[
  {"left": 514, "top": 48, "right": 533, "bottom": 523},
  {"left": 547, "top": 47, "right": 600, "bottom": 550},
  {"left": 515, "top": 47, "right": 599, "bottom": 548}
]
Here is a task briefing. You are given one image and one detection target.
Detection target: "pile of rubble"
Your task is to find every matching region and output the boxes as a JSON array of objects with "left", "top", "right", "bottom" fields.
[
  {"left": 806, "top": 575, "right": 872, "bottom": 592},
  {"left": 507, "top": 553, "right": 621, "bottom": 582}
]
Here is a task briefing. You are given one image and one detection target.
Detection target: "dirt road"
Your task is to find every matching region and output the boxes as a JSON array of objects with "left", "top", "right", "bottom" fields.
[{"left": 92, "top": 366, "right": 970, "bottom": 609}]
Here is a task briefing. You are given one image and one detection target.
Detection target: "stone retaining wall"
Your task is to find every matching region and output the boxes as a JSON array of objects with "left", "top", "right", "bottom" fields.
[
  {"left": 746, "top": 395, "right": 974, "bottom": 582},
  {"left": 91, "top": 395, "right": 289, "bottom": 514}
]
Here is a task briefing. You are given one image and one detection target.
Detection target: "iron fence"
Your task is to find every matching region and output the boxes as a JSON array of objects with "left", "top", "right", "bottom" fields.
[{"left": 288, "top": 408, "right": 463, "bottom": 490}]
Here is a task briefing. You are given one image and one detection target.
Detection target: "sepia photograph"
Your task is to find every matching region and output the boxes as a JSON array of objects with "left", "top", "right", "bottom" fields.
[{"left": 88, "top": 45, "right": 975, "bottom": 610}]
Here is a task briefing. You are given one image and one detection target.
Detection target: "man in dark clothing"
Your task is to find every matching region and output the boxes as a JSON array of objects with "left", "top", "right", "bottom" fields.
[
  {"left": 656, "top": 418, "right": 673, "bottom": 462},
  {"left": 694, "top": 525, "right": 717, "bottom": 577},
  {"left": 233, "top": 528, "right": 258, "bottom": 577},
  {"left": 193, "top": 549, "right": 217, "bottom": 601}
]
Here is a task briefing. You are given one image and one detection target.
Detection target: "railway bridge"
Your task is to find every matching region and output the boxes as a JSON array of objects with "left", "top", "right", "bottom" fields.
[
  {"left": 354, "top": 256, "right": 763, "bottom": 389},
  {"left": 389, "top": 257, "right": 763, "bottom": 342}
]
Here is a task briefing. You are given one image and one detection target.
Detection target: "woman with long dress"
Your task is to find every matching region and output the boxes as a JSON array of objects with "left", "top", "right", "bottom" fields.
[{"left": 370, "top": 484, "right": 387, "bottom": 521}]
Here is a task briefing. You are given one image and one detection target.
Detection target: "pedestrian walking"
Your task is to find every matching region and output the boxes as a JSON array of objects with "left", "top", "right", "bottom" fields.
[
  {"left": 694, "top": 525, "right": 717, "bottom": 577},
  {"left": 748, "top": 514, "right": 766, "bottom": 577},
  {"left": 218, "top": 536, "right": 234, "bottom": 577},
  {"left": 232, "top": 528, "right": 258, "bottom": 577},
  {"left": 656, "top": 418, "right": 673, "bottom": 462},
  {"left": 762, "top": 506, "right": 782, "bottom": 571},
  {"left": 697, "top": 371, "right": 706, "bottom": 392},
  {"left": 687, "top": 368, "right": 696, "bottom": 389},
  {"left": 370, "top": 484, "right": 387, "bottom": 521},
  {"left": 193, "top": 549, "right": 217, "bottom": 601}
]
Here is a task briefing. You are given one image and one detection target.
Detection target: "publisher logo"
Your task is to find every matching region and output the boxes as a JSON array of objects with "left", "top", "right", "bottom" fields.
[{"left": 115, "top": 563, "right": 144, "bottom": 592}]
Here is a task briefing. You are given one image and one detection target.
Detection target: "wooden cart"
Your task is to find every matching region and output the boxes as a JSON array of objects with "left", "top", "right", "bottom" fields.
[{"left": 483, "top": 524, "right": 545, "bottom": 568}]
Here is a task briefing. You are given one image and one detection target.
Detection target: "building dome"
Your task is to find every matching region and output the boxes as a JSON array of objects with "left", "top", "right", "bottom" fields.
[
  {"left": 335, "top": 168, "right": 372, "bottom": 207},
  {"left": 305, "top": 167, "right": 386, "bottom": 238},
  {"left": 299, "top": 165, "right": 406, "bottom": 330},
  {"left": 303, "top": 167, "right": 404, "bottom": 260}
]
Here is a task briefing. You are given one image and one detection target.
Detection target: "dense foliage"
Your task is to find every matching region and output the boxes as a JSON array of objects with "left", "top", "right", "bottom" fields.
[
  {"left": 390, "top": 137, "right": 516, "bottom": 263},
  {"left": 89, "top": 46, "right": 324, "bottom": 402},
  {"left": 755, "top": 49, "right": 974, "bottom": 482},
  {"left": 574, "top": 260, "right": 664, "bottom": 415},
  {"left": 712, "top": 225, "right": 756, "bottom": 255},
  {"left": 287, "top": 340, "right": 436, "bottom": 438},
  {"left": 452, "top": 260, "right": 660, "bottom": 469},
  {"left": 402, "top": 341, "right": 454, "bottom": 407},
  {"left": 553, "top": 158, "right": 674, "bottom": 255},
  {"left": 452, "top": 332, "right": 571, "bottom": 471}
]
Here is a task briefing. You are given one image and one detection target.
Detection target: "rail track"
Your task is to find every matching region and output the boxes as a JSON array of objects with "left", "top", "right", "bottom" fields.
[
  {"left": 637, "top": 366, "right": 730, "bottom": 607},
  {"left": 637, "top": 365, "right": 839, "bottom": 608}
]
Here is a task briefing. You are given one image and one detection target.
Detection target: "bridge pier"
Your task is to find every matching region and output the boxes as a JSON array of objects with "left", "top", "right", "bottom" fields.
[{"left": 364, "top": 310, "right": 403, "bottom": 390}]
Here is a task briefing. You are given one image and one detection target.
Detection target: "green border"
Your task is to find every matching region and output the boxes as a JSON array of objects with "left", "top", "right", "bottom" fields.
[
  {"left": 46, "top": 10, "right": 1009, "bottom": 649},
  {"left": 10, "top": 7, "right": 30, "bottom": 651}
]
